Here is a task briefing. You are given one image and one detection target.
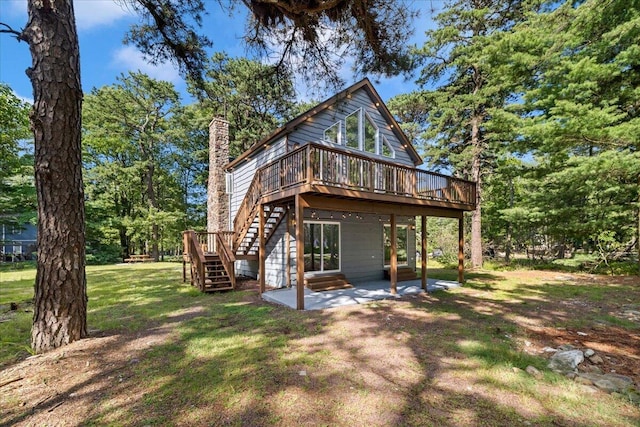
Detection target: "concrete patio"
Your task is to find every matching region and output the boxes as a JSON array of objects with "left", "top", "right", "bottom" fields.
[{"left": 262, "top": 278, "right": 460, "bottom": 310}]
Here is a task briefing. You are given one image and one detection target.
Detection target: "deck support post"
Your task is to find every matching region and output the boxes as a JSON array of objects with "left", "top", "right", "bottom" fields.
[
  {"left": 286, "top": 206, "right": 292, "bottom": 288},
  {"left": 390, "top": 214, "right": 397, "bottom": 295},
  {"left": 259, "top": 203, "right": 266, "bottom": 294},
  {"left": 421, "top": 215, "right": 427, "bottom": 291},
  {"left": 295, "top": 195, "right": 305, "bottom": 310},
  {"left": 458, "top": 212, "right": 465, "bottom": 284}
]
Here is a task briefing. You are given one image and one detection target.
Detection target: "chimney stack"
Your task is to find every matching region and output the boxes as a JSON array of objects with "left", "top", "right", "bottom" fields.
[{"left": 207, "top": 117, "right": 230, "bottom": 233}]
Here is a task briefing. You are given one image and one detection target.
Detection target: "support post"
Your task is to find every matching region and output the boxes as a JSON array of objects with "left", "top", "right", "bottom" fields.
[
  {"left": 390, "top": 214, "right": 397, "bottom": 295},
  {"left": 295, "top": 195, "right": 305, "bottom": 309},
  {"left": 458, "top": 213, "right": 465, "bottom": 284},
  {"left": 259, "top": 203, "right": 266, "bottom": 294},
  {"left": 421, "top": 215, "right": 427, "bottom": 291},
  {"left": 286, "top": 206, "right": 292, "bottom": 288}
]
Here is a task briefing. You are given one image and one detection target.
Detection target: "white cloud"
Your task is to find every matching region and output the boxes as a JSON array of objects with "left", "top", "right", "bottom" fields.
[
  {"left": 4, "top": 0, "right": 133, "bottom": 31},
  {"left": 111, "top": 46, "right": 181, "bottom": 83},
  {"left": 74, "top": 0, "right": 134, "bottom": 30}
]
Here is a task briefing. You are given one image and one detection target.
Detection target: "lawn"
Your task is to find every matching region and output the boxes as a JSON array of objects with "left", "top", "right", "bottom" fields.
[{"left": 1, "top": 263, "right": 639, "bottom": 426}]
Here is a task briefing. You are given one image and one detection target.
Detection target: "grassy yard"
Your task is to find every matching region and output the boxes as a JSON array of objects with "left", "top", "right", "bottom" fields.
[{"left": 1, "top": 263, "right": 639, "bottom": 426}]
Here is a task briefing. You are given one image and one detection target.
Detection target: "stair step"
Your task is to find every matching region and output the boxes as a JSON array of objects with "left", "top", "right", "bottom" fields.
[
  {"left": 304, "top": 273, "right": 352, "bottom": 291},
  {"left": 383, "top": 267, "right": 418, "bottom": 281}
]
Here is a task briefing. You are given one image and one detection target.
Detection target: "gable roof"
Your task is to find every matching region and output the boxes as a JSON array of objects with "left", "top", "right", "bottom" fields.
[{"left": 225, "top": 78, "right": 423, "bottom": 170}]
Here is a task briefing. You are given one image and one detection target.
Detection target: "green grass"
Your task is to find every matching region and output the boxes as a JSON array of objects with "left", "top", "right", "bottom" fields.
[{"left": 1, "top": 263, "right": 639, "bottom": 426}]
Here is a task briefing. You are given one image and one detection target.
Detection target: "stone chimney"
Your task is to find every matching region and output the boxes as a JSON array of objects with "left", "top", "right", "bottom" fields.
[{"left": 207, "top": 117, "right": 230, "bottom": 232}]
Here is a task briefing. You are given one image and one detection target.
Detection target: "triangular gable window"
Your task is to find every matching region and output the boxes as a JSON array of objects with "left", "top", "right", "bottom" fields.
[
  {"left": 381, "top": 135, "right": 395, "bottom": 158},
  {"left": 323, "top": 122, "right": 341, "bottom": 144}
]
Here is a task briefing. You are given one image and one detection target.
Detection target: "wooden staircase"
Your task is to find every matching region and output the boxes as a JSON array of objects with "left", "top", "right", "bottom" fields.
[
  {"left": 235, "top": 205, "right": 287, "bottom": 258},
  {"left": 201, "top": 254, "right": 234, "bottom": 291},
  {"left": 232, "top": 171, "right": 288, "bottom": 258},
  {"left": 183, "top": 230, "right": 236, "bottom": 293},
  {"left": 304, "top": 273, "right": 353, "bottom": 291},
  {"left": 384, "top": 266, "right": 418, "bottom": 282}
]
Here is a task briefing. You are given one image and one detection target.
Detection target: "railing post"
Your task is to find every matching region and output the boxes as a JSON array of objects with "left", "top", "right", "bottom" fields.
[
  {"left": 369, "top": 161, "right": 375, "bottom": 192},
  {"left": 279, "top": 158, "right": 285, "bottom": 190},
  {"left": 306, "top": 145, "right": 313, "bottom": 184}
]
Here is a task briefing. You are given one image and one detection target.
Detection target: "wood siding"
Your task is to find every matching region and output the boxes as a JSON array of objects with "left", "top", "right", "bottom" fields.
[
  {"left": 248, "top": 210, "right": 416, "bottom": 288},
  {"left": 229, "top": 137, "right": 287, "bottom": 223},
  {"left": 287, "top": 88, "right": 414, "bottom": 167}
]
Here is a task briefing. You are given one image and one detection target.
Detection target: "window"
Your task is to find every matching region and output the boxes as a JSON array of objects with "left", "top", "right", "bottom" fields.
[
  {"left": 383, "top": 224, "right": 408, "bottom": 266},
  {"left": 323, "top": 122, "right": 341, "bottom": 144},
  {"left": 304, "top": 221, "right": 340, "bottom": 272},
  {"left": 225, "top": 173, "right": 233, "bottom": 194},
  {"left": 345, "top": 111, "right": 359, "bottom": 149},
  {"left": 343, "top": 108, "right": 385, "bottom": 155},
  {"left": 381, "top": 136, "right": 394, "bottom": 158},
  {"left": 364, "top": 113, "right": 377, "bottom": 153}
]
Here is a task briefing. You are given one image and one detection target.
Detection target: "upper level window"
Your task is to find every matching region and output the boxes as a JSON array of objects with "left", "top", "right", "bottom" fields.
[
  {"left": 344, "top": 108, "right": 388, "bottom": 156},
  {"left": 345, "top": 111, "right": 359, "bottom": 149},
  {"left": 363, "top": 113, "right": 377, "bottom": 153},
  {"left": 323, "top": 122, "right": 341, "bottom": 144},
  {"left": 381, "top": 136, "right": 395, "bottom": 158}
]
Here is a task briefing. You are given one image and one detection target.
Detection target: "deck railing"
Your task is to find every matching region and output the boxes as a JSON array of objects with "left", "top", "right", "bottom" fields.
[{"left": 258, "top": 142, "right": 476, "bottom": 206}]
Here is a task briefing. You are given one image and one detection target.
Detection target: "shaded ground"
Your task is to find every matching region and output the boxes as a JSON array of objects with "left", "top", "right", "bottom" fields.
[{"left": 1, "top": 269, "right": 639, "bottom": 426}]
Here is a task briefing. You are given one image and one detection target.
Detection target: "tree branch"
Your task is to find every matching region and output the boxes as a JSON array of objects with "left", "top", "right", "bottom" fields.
[{"left": 0, "top": 22, "right": 26, "bottom": 41}]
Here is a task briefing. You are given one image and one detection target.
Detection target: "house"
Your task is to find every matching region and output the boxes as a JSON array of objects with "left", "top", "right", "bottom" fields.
[
  {"left": 182, "top": 78, "right": 476, "bottom": 309},
  {"left": 1, "top": 222, "right": 37, "bottom": 262}
]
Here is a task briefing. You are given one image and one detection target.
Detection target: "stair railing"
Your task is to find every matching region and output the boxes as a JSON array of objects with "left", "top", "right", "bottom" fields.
[
  {"left": 215, "top": 233, "right": 236, "bottom": 289},
  {"left": 184, "top": 230, "right": 206, "bottom": 290},
  {"left": 233, "top": 172, "right": 262, "bottom": 249}
]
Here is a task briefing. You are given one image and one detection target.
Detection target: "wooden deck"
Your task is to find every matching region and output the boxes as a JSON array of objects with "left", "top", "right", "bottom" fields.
[{"left": 233, "top": 142, "right": 475, "bottom": 238}]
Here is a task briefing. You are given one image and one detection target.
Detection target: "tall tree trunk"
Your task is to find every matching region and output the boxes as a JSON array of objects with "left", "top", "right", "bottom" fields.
[
  {"left": 146, "top": 160, "right": 159, "bottom": 260},
  {"left": 470, "top": 115, "right": 483, "bottom": 269},
  {"left": 505, "top": 175, "right": 514, "bottom": 264},
  {"left": 23, "top": 0, "right": 87, "bottom": 353}
]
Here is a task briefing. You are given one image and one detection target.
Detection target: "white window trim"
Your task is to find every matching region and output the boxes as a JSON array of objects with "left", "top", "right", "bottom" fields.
[
  {"left": 363, "top": 111, "right": 379, "bottom": 154},
  {"left": 345, "top": 109, "right": 361, "bottom": 149},
  {"left": 304, "top": 220, "right": 341, "bottom": 274},
  {"left": 323, "top": 121, "right": 342, "bottom": 145},
  {"left": 381, "top": 135, "right": 395, "bottom": 158}
]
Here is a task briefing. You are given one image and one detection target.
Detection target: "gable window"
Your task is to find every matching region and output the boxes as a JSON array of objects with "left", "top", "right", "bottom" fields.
[
  {"left": 323, "top": 122, "right": 341, "bottom": 144},
  {"left": 304, "top": 221, "right": 340, "bottom": 272},
  {"left": 345, "top": 111, "right": 359, "bottom": 149},
  {"left": 383, "top": 224, "right": 408, "bottom": 266},
  {"left": 364, "top": 113, "right": 377, "bottom": 153},
  {"left": 381, "top": 136, "right": 395, "bottom": 158},
  {"left": 343, "top": 108, "right": 385, "bottom": 156}
]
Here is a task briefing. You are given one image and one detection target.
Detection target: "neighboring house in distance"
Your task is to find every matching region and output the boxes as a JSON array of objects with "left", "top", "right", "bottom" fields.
[
  {"left": 183, "top": 78, "right": 476, "bottom": 309},
  {"left": 1, "top": 222, "right": 37, "bottom": 261}
]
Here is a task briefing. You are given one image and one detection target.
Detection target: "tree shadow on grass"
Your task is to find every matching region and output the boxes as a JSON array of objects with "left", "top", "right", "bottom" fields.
[{"left": 2, "top": 265, "right": 639, "bottom": 426}]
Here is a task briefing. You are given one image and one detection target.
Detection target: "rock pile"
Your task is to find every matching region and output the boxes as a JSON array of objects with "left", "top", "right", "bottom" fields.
[{"left": 536, "top": 344, "right": 640, "bottom": 404}]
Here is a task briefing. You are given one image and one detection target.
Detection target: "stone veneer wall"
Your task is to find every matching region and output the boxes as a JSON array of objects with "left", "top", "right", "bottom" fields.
[{"left": 207, "top": 117, "right": 230, "bottom": 232}]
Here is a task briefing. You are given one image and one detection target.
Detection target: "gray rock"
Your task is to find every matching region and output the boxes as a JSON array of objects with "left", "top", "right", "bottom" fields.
[
  {"left": 574, "top": 376, "right": 594, "bottom": 385},
  {"left": 574, "top": 372, "right": 634, "bottom": 394},
  {"left": 594, "top": 379, "right": 619, "bottom": 393},
  {"left": 558, "top": 344, "right": 576, "bottom": 351},
  {"left": 548, "top": 349, "right": 584, "bottom": 373},
  {"left": 543, "top": 346, "right": 558, "bottom": 353},
  {"left": 589, "top": 354, "right": 604, "bottom": 364},
  {"left": 526, "top": 365, "right": 543, "bottom": 379},
  {"left": 602, "top": 373, "right": 633, "bottom": 389},
  {"left": 584, "top": 365, "right": 602, "bottom": 374},
  {"left": 584, "top": 349, "right": 595, "bottom": 357}
]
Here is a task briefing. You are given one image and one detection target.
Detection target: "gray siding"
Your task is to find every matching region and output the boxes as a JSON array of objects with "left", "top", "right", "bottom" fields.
[
  {"left": 288, "top": 88, "right": 414, "bottom": 166},
  {"left": 229, "top": 137, "right": 287, "bottom": 222},
  {"left": 238, "top": 210, "right": 416, "bottom": 288}
]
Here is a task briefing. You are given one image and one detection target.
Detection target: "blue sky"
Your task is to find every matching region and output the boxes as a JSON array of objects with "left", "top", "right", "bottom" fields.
[{"left": 0, "top": 0, "right": 437, "bottom": 105}]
